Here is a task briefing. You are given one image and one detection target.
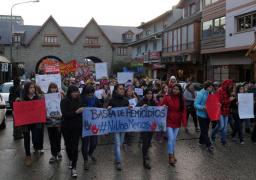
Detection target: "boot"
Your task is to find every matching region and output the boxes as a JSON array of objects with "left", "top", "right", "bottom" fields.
[
  {"left": 173, "top": 154, "right": 177, "bottom": 163},
  {"left": 168, "top": 154, "right": 175, "bottom": 166},
  {"left": 25, "top": 156, "right": 32, "bottom": 166},
  {"left": 143, "top": 158, "right": 151, "bottom": 169}
]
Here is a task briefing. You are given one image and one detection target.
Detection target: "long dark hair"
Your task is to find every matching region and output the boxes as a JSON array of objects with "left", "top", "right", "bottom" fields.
[
  {"left": 66, "top": 85, "right": 80, "bottom": 100},
  {"left": 171, "top": 84, "right": 184, "bottom": 112},
  {"left": 47, "top": 83, "right": 59, "bottom": 93},
  {"left": 23, "top": 81, "right": 36, "bottom": 99},
  {"left": 113, "top": 84, "right": 124, "bottom": 97}
]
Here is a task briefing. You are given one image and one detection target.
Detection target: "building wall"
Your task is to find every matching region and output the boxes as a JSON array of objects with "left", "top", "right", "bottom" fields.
[{"left": 225, "top": 0, "right": 256, "bottom": 48}]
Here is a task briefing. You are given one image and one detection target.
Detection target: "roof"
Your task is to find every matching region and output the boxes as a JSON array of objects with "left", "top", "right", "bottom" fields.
[
  {"left": 0, "top": 16, "right": 140, "bottom": 45},
  {"left": 164, "top": 12, "right": 202, "bottom": 32},
  {"left": 137, "top": 10, "right": 172, "bottom": 28}
]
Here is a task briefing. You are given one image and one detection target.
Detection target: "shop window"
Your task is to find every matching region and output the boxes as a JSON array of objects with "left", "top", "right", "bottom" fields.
[{"left": 237, "top": 12, "right": 256, "bottom": 32}]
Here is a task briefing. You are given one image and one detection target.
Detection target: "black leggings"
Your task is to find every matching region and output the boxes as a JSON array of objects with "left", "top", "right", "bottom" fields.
[
  {"left": 232, "top": 114, "right": 244, "bottom": 141},
  {"left": 62, "top": 127, "right": 81, "bottom": 168},
  {"left": 198, "top": 117, "right": 211, "bottom": 147},
  {"left": 82, "top": 136, "right": 98, "bottom": 161},
  {"left": 186, "top": 106, "right": 198, "bottom": 128},
  {"left": 47, "top": 127, "right": 61, "bottom": 157},
  {"left": 23, "top": 124, "right": 44, "bottom": 156},
  {"left": 141, "top": 132, "right": 153, "bottom": 160}
]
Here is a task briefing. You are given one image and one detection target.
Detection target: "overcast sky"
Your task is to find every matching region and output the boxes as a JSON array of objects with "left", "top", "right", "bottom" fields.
[{"left": 1, "top": 0, "right": 179, "bottom": 27}]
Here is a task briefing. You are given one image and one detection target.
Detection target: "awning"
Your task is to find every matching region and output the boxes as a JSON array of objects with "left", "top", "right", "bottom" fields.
[{"left": 0, "top": 56, "right": 10, "bottom": 63}]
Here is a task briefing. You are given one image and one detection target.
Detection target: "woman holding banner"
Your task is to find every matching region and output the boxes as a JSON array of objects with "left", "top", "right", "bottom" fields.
[
  {"left": 21, "top": 82, "right": 45, "bottom": 166},
  {"left": 80, "top": 85, "right": 102, "bottom": 170},
  {"left": 61, "top": 85, "right": 83, "bottom": 178},
  {"left": 46, "top": 83, "right": 63, "bottom": 163},
  {"left": 108, "top": 84, "right": 129, "bottom": 171},
  {"left": 137, "top": 88, "right": 156, "bottom": 169},
  {"left": 194, "top": 81, "right": 214, "bottom": 153},
  {"left": 160, "top": 84, "right": 187, "bottom": 166}
]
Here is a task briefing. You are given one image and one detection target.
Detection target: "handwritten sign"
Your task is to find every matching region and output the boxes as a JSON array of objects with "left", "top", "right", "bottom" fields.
[
  {"left": 128, "top": 98, "right": 137, "bottom": 108},
  {"left": 35, "top": 74, "right": 62, "bottom": 93},
  {"left": 44, "top": 93, "right": 62, "bottom": 117},
  {"left": 13, "top": 100, "right": 46, "bottom": 126},
  {"left": 82, "top": 106, "right": 167, "bottom": 137},
  {"left": 95, "top": 63, "right": 108, "bottom": 80},
  {"left": 60, "top": 60, "right": 78, "bottom": 75},
  {"left": 117, "top": 72, "right": 134, "bottom": 84},
  {"left": 238, "top": 93, "right": 254, "bottom": 119},
  {"left": 95, "top": 89, "right": 104, "bottom": 99}
]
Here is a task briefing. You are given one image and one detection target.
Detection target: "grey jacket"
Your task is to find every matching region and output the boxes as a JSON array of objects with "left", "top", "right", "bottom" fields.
[{"left": 184, "top": 89, "right": 195, "bottom": 106}]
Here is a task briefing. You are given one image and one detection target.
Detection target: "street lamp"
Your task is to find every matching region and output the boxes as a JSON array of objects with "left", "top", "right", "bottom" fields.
[{"left": 10, "top": 0, "right": 39, "bottom": 78}]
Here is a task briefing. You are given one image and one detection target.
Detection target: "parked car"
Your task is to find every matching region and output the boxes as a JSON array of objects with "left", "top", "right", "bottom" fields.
[
  {"left": 0, "top": 80, "right": 25, "bottom": 111},
  {"left": 0, "top": 94, "right": 7, "bottom": 129}
]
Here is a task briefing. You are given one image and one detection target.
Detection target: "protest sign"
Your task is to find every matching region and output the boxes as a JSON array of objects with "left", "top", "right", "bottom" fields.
[
  {"left": 135, "top": 88, "right": 144, "bottom": 96},
  {"left": 35, "top": 74, "right": 62, "bottom": 93},
  {"left": 60, "top": 60, "right": 78, "bottom": 75},
  {"left": 95, "top": 63, "right": 108, "bottom": 80},
  {"left": 44, "top": 93, "right": 62, "bottom": 117},
  {"left": 82, "top": 106, "right": 167, "bottom": 136},
  {"left": 95, "top": 89, "right": 104, "bottom": 99},
  {"left": 110, "top": 86, "right": 114, "bottom": 95},
  {"left": 13, "top": 100, "right": 46, "bottom": 126},
  {"left": 238, "top": 93, "right": 254, "bottom": 119},
  {"left": 128, "top": 98, "right": 137, "bottom": 108},
  {"left": 117, "top": 72, "right": 134, "bottom": 84},
  {"left": 206, "top": 94, "right": 221, "bottom": 121}
]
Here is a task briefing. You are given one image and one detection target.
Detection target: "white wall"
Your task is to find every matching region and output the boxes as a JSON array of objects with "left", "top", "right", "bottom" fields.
[{"left": 225, "top": 0, "right": 256, "bottom": 48}]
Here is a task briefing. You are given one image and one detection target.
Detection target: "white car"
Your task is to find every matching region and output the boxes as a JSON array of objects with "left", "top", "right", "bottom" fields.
[
  {"left": 0, "top": 94, "right": 6, "bottom": 129},
  {"left": 0, "top": 82, "right": 13, "bottom": 110}
]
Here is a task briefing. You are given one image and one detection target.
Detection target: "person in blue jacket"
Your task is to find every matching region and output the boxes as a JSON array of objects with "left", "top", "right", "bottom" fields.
[{"left": 194, "top": 81, "right": 214, "bottom": 153}]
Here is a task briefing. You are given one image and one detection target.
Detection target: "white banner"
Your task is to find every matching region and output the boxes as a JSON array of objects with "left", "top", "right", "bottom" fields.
[
  {"left": 117, "top": 72, "right": 134, "bottom": 84},
  {"left": 44, "top": 93, "right": 62, "bottom": 117},
  {"left": 35, "top": 74, "right": 62, "bottom": 93},
  {"left": 95, "top": 63, "right": 108, "bottom": 80},
  {"left": 238, "top": 93, "right": 254, "bottom": 119}
]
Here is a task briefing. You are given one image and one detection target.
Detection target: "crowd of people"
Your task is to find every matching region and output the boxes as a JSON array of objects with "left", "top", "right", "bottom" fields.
[{"left": 8, "top": 75, "right": 256, "bottom": 178}]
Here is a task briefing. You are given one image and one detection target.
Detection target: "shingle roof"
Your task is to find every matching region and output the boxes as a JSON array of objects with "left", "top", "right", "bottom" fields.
[{"left": 0, "top": 18, "right": 140, "bottom": 45}]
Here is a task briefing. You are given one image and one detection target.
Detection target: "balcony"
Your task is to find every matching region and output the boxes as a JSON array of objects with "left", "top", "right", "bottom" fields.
[{"left": 163, "top": 42, "right": 194, "bottom": 53}]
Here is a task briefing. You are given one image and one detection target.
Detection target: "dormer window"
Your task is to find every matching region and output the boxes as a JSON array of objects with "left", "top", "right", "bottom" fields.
[
  {"left": 13, "top": 34, "right": 21, "bottom": 43},
  {"left": 122, "top": 32, "right": 134, "bottom": 42}
]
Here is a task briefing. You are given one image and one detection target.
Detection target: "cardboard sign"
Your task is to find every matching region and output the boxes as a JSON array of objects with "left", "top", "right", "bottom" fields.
[
  {"left": 13, "top": 100, "right": 46, "bottom": 126},
  {"left": 82, "top": 106, "right": 167, "bottom": 136},
  {"left": 35, "top": 74, "right": 62, "bottom": 93},
  {"left": 95, "top": 63, "right": 108, "bottom": 80},
  {"left": 238, "top": 93, "right": 254, "bottom": 119},
  {"left": 60, "top": 60, "right": 78, "bottom": 75},
  {"left": 206, "top": 94, "right": 220, "bottom": 121},
  {"left": 135, "top": 88, "right": 143, "bottom": 96}
]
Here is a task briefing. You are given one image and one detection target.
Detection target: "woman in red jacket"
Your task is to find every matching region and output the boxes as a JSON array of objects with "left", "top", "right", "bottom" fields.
[{"left": 161, "top": 84, "right": 187, "bottom": 166}]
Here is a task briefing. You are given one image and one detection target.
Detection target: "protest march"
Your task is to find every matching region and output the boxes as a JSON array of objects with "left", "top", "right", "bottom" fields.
[{"left": 9, "top": 63, "right": 256, "bottom": 178}]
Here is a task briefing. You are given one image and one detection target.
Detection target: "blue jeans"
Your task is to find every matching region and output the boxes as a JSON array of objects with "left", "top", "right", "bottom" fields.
[
  {"left": 167, "top": 128, "right": 179, "bottom": 154},
  {"left": 211, "top": 115, "right": 229, "bottom": 143},
  {"left": 114, "top": 132, "right": 125, "bottom": 162}
]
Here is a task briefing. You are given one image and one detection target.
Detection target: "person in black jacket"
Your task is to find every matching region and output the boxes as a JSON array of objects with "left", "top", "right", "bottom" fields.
[
  {"left": 9, "top": 77, "right": 23, "bottom": 140},
  {"left": 20, "top": 81, "right": 44, "bottom": 166},
  {"left": 108, "top": 84, "right": 129, "bottom": 171},
  {"left": 61, "top": 85, "right": 83, "bottom": 178},
  {"left": 80, "top": 85, "right": 102, "bottom": 170},
  {"left": 137, "top": 88, "right": 156, "bottom": 170}
]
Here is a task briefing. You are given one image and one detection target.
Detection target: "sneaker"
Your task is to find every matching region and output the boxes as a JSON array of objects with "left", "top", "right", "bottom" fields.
[
  {"left": 84, "top": 161, "right": 89, "bottom": 170},
  {"left": 39, "top": 150, "right": 44, "bottom": 155},
  {"left": 49, "top": 156, "right": 57, "bottom": 164},
  {"left": 207, "top": 146, "right": 214, "bottom": 154},
  {"left": 57, "top": 153, "right": 62, "bottom": 161},
  {"left": 198, "top": 142, "right": 205, "bottom": 146},
  {"left": 195, "top": 127, "right": 200, "bottom": 132},
  {"left": 240, "top": 141, "right": 245, "bottom": 145},
  {"left": 143, "top": 159, "right": 151, "bottom": 170},
  {"left": 89, "top": 155, "right": 97, "bottom": 162},
  {"left": 68, "top": 161, "right": 72, "bottom": 169},
  {"left": 115, "top": 162, "right": 122, "bottom": 171},
  {"left": 25, "top": 156, "right": 32, "bottom": 166},
  {"left": 71, "top": 168, "right": 78, "bottom": 178}
]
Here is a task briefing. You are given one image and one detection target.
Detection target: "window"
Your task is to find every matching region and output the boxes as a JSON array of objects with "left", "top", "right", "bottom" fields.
[
  {"left": 154, "top": 24, "right": 157, "bottom": 33},
  {"left": 146, "top": 29, "right": 151, "bottom": 36},
  {"left": 204, "top": 0, "right": 219, "bottom": 7},
  {"left": 123, "top": 33, "right": 133, "bottom": 40},
  {"left": 237, "top": 12, "right": 256, "bottom": 32},
  {"left": 117, "top": 48, "right": 127, "bottom": 56},
  {"left": 13, "top": 34, "right": 21, "bottom": 43},
  {"left": 189, "top": 3, "right": 196, "bottom": 15},
  {"left": 153, "top": 40, "right": 157, "bottom": 51},
  {"left": 214, "top": 66, "right": 229, "bottom": 81},
  {"left": 202, "top": 16, "right": 225, "bottom": 39},
  {"left": 85, "top": 37, "right": 99, "bottom": 45},
  {"left": 145, "top": 43, "right": 148, "bottom": 52},
  {"left": 137, "top": 46, "right": 141, "bottom": 55},
  {"left": 43, "top": 35, "right": 57, "bottom": 44}
]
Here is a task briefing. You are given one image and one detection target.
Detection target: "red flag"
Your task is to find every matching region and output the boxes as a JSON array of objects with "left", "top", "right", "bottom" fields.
[
  {"left": 206, "top": 94, "right": 221, "bottom": 121},
  {"left": 13, "top": 100, "right": 46, "bottom": 126}
]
